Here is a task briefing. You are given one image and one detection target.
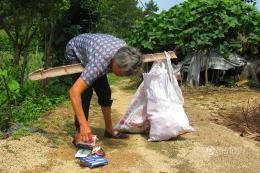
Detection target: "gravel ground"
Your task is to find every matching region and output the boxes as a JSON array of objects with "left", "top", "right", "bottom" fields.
[{"left": 1, "top": 85, "right": 260, "bottom": 173}]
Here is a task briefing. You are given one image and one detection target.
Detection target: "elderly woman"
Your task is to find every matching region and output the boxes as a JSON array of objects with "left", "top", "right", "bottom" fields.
[{"left": 65, "top": 33, "right": 143, "bottom": 148}]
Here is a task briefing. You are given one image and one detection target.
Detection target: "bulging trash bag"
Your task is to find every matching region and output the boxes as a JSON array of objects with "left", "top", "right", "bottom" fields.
[
  {"left": 143, "top": 52, "right": 194, "bottom": 141},
  {"left": 114, "top": 52, "right": 194, "bottom": 140}
]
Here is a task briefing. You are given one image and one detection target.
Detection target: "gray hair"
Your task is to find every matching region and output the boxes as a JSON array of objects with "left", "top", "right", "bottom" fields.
[{"left": 113, "top": 46, "right": 144, "bottom": 76}]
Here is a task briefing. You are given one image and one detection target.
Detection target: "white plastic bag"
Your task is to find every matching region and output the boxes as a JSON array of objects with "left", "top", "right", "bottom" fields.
[
  {"left": 115, "top": 52, "right": 194, "bottom": 139},
  {"left": 114, "top": 82, "right": 150, "bottom": 133},
  {"left": 143, "top": 52, "right": 194, "bottom": 141}
]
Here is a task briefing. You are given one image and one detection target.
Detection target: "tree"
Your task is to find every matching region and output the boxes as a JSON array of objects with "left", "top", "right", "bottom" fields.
[
  {"left": 0, "top": 0, "right": 50, "bottom": 85},
  {"left": 94, "top": 0, "right": 143, "bottom": 41},
  {"left": 242, "top": 0, "right": 254, "bottom": 3},
  {"left": 41, "top": 0, "right": 62, "bottom": 92},
  {"left": 42, "top": 0, "right": 104, "bottom": 95},
  {"left": 64, "top": 0, "right": 100, "bottom": 33},
  {"left": 0, "top": 0, "right": 104, "bottom": 129},
  {"left": 0, "top": 0, "right": 65, "bottom": 127},
  {"left": 48, "top": 0, "right": 102, "bottom": 70},
  {"left": 143, "top": 0, "right": 159, "bottom": 17},
  {"left": 129, "top": 0, "right": 260, "bottom": 86}
]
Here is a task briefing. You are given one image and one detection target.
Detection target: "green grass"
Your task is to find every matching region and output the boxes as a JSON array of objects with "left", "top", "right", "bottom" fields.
[
  {"left": 145, "top": 140, "right": 179, "bottom": 158},
  {"left": 107, "top": 73, "right": 121, "bottom": 85},
  {"left": 11, "top": 127, "right": 31, "bottom": 140},
  {"left": 1, "top": 140, "right": 15, "bottom": 153},
  {"left": 107, "top": 73, "right": 141, "bottom": 91},
  {"left": 176, "top": 160, "right": 195, "bottom": 173}
]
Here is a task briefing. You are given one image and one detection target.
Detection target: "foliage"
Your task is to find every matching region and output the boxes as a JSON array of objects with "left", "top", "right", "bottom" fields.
[
  {"left": 0, "top": 30, "right": 13, "bottom": 52},
  {"left": 242, "top": 0, "right": 254, "bottom": 3},
  {"left": 43, "top": 0, "right": 104, "bottom": 98},
  {"left": 128, "top": 12, "right": 161, "bottom": 52},
  {"left": 0, "top": 52, "right": 67, "bottom": 131},
  {"left": 0, "top": 0, "right": 107, "bottom": 131},
  {"left": 50, "top": 0, "right": 102, "bottom": 67},
  {"left": 0, "top": 0, "right": 259, "bottom": 133},
  {"left": 11, "top": 127, "right": 31, "bottom": 140},
  {"left": 142, "top": 0, "right": 159, "bottom": 17},
  {"left": 247, "top": 79, "right": 260, "bottom": 89},
  {"left": 0, "top": 86, "right": 67, "bottom": 131},
  {"left": 93, "top": 0, "right": 143, "bottom": 41},
  {"left": 63, "top": 0, "right": 100, "bottom": 33},
  {"left": 0, "top": 0, "right": 148, "bottom": 132},
  {"left": 129, "top": 0, "right": 260, "bottom": 57},
  {"left": 0, "top": 0, "right": 54, "bottom": 85}
]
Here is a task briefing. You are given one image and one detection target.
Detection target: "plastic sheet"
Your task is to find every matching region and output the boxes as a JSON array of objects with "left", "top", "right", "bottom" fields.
[{"left": 173, "top": 50, "right": 247, "bottom": 87}]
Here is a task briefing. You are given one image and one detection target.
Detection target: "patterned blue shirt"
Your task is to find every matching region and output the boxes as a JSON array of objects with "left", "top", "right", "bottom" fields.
[{"left": 65, "top": 33, "right": 127, "bottom": 85}]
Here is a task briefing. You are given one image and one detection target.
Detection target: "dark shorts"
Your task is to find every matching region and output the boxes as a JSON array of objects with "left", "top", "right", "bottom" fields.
[{"left": 66, "top": 49, "right": 113, "bottom": 131}]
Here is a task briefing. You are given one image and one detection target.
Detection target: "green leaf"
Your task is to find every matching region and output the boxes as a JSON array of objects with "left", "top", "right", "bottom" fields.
[
  {"left": 190, "top": 41, "right": 196, "bottom": 48},
  {"left": 8, "top": 80, "right": 20, "bottom": 92},
  {"left": 0, "top": 69, "right": 8, "bottom": 76},
  {"left": 223, "top": 17, "right": 239, "bottom": 27},
  {"left": 129, "top": 0, "right": 260, "bottom": 55}
]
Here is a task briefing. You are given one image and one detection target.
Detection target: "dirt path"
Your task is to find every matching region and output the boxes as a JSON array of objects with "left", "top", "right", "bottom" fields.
[{"left": 0, "top": 84, "right": 260, "bottom": 173}]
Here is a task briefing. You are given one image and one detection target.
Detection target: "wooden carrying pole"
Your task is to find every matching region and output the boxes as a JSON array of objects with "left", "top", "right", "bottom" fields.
[{"left": 28, "top": 51, "right": 177, "bottom": 81}]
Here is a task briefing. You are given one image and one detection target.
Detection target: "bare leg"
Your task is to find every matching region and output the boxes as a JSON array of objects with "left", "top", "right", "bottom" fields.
[
  {"left": 101, "top": 106, "right": 117, "bottom": 135},
  {"left": 93, "top": 75, "right": 128, "bottom": 138},
  {"left": 101, "top": 106, "right": 129, "bottom": 139}
]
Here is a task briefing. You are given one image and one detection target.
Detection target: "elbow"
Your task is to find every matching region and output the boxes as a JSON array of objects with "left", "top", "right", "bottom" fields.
[
  {"left": 69, "top": 87, "right": 76, "bottom": 99},
  {"left": 69, "top": 78, "right": 88, "bottom": 99}
]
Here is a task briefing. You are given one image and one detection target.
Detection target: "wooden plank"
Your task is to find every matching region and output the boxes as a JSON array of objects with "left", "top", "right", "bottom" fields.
[
  {"left": 28, "top": 51, "right": 177, "bottom": 81},
  {"left": 236, "top": 79, "right": 249, "bottom": 86},
  {"left": 143, "top": 51, "right": 177, "bottom": 62}
]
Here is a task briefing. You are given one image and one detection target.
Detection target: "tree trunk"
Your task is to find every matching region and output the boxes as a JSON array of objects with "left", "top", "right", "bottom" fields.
[
  {"left": 205, "top": 48, "right": 211, "bottom": 86},
  {"left": 20, "top": 47, "right": 29, "bottom": 86},
  {"left": 14, "top": 44, "right": 21, "bottom": 67},
  {"left": 42, "top": 5, "right": 59, "bottom": 93}
]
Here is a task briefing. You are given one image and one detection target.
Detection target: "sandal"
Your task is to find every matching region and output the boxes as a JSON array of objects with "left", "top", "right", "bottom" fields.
[{"left": 104, "top": 131, "right": 129, "bottom": 139}]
